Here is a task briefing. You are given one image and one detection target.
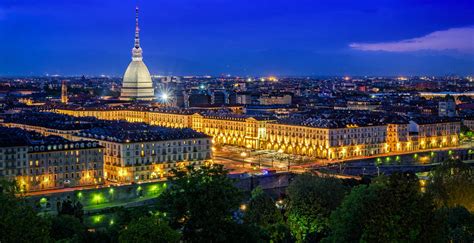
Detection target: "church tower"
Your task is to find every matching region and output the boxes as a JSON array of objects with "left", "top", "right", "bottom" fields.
[{"left": 61, "top": 80, "right": 68, "bottom": 103}]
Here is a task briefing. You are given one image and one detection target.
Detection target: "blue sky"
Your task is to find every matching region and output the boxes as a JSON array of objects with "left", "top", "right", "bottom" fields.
[{"left": 0, "top": 0, "right": 473, "bottom": 76}]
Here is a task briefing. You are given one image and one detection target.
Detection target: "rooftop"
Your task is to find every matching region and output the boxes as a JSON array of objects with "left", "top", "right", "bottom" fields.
[
  {"left": 273, "top": 110, "right": 406, "bottom": 128},
  {"left": 410, "top": 116, "right": 461, "bottom": 125},
  {"left": 200, "top": 110, "right": 274, "bottom": 121},
  {"left": 75, "top": 121, "right": 210, "bottom": 143},
  {"left": 0, "top": 127, "right": 101, "bottom": 151},
  {"left": 4, "top": 111, "right": 104, "bottom": 130}
]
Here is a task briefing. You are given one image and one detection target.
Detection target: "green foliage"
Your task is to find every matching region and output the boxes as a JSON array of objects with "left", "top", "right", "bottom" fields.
[
  {"left": 286, "top": 174, "right": 348, "bottom": 242},
  {"left": 58, "top": 199, "right": 84, "bottom": 222},
  {"left": 0, "top": 179, "right": 20, "bottom": 195},
  {"left": 428, "top": 159, "right": 474, "bottom": 212},
  {"left": 50, "top": 214, "right": 86, "bottom": 242},
  {"left": 156, "top": 164, "right": 243, "bottom": 241},
  {"left": 0, "top": 185, "right": 51, "bottom": 242},
  {"left": 119, "top": 216, "right": 181, "bottom": 243},
  {"left": 244, "top": 187, "right": 292, "bottom": 242},
  {"left": 325, "top": 172, "right": 443, "bottom": 242},
  {"left": 460, "top": 125, "right": 473, "bottom": 137},
  {"left": 245, "top": 186, "right": 283, "bottom": 227},
  {"left": 436, "top": 206, "right": 474, "bottom": 242}
]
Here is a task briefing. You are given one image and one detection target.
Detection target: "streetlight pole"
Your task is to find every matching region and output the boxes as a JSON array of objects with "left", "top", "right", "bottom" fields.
[{"left": 240, "top": 151, "right": 247, "bottom": 168}]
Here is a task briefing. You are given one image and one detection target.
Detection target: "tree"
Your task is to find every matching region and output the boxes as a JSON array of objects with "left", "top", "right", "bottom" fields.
[
  {"left": 244, "top": 187, "right": 291, "bottom": 242},
  {"left": 119, "top": 216, "right": 181, "bottom": 243},
  {"left": 244, "top": 187, "right": 283, "bottom": 227},
  {"left": 325, "top": 172, "right": 443, "bottom": 242},
  {"left": 50, "top": 214, "right": 86, "bottom": 242},
  {"left": 286, "top": 174, "right": 348, "bottom": 242},
  {"left": 436, "top": 206, "right": 474, "bottom": 242},
  {"left": 0, "top": 180, "right": 51, "bottom": 242},
  {"left": 58, "top": 199, "right": 84, "bottom": 222},
  {"left": 0, "top": 179, "right": 20, "bottom": 195},
  {"left": 427, "top": 159, "right": 474, "bottom": 211},
  {"left": 156, "top": 164, "right": 243, "bottom": 241}
]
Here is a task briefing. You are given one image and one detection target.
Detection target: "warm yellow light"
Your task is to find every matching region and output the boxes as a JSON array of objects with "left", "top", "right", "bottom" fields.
[
  {"left": 240, "top": 152, "right": 247, "bottom": 157},
  {"left": 419, "top": 180, "right": 426, "bottom": 187}
]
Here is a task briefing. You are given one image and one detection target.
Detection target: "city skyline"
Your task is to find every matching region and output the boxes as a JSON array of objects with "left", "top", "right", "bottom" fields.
[
  {"left": 1, "top": 0, "right": 474, "bottom": 76},
  {"left": 1, "top": 2, "right": 473, "bottom": 242}
]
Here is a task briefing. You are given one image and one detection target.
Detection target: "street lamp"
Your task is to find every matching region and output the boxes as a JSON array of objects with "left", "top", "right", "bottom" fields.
[{"left": 240, "top": 152, "right": 247, "bottom": 167}]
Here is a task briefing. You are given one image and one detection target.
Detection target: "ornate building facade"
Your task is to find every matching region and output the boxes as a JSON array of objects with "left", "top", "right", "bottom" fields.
[
  {"left": 53, "top": 108, "right": 461, "bottom": 160},
  {"left": 0, "top": 127, "right": 103, "bottom": 192},
  {"left": 73, "top": 122, "right": 212, "bottom": 183}
]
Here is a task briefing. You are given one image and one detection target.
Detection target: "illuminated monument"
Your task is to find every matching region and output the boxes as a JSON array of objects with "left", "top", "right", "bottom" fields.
[{"left": 120, "top": 6, "right": 155, "bottom": 101}]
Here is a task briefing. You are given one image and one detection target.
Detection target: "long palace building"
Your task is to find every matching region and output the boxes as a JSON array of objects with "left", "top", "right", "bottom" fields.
[
  {"left": 2, "top": 112, "right": 212, "bottom": 186},
  {"left": 0, "top": 109, "right": 460, "bottom": 191},
  {"left": 53, "top": 107, "right": 461, "bottom": 160},
  {"left": 0, "top": 127, "right": 103, "bottom": 192}
]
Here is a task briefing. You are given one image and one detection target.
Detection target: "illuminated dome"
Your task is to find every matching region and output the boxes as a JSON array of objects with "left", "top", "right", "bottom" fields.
[{"left": 120, "top": 7, "right": 154, "bottom": 101}]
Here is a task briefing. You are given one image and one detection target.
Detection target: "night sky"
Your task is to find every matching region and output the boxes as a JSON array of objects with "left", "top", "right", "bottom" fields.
[{"left": 1, "top": 0, "right": 473, "bottom": 76}]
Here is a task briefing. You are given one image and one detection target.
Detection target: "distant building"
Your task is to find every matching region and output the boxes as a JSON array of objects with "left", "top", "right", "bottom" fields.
[
  {"left": 346, "top": 100, "right": 381, "bottom": 111},
  {"left": 162, "top": 76, "right": 181, "bottom": 84},
  {"left": 409, "top": 117, "right": 460, "bottom": 149},
  {"left": 258, "top": 93, "right": 292, "bottom": 105},
  {"left": 228, "top": 92, "right": 238, "bottom": 105},
  {"left": 188, "top": 93, "right": 211, "bottom": 107},
  {"left": 212, "top": 91, "right": 227, "bottom": 105},
  {"left": 0, "top": 127, "right": 103, "bottom": 192},
  {"left": 172, "top": 90, "right": 186, "bottom": 108},
  {"left": 61, "top": 80, "right": 68, "bottom": 104},
  {"left": 438, "top": 96, "right": 456, "bottom": 117},
  {"left": 236, "top": 92, "right": 252, "bottom": 105},
  {"left": 462, "top": 117, "right": 474, "bottom": 131}
]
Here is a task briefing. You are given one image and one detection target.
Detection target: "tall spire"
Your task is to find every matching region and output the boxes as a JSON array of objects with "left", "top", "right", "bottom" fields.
[
  {"left": 134, "top": 6, "right": 140, "bottom": 49},
  {"left": 132, "top": 5, "right": 143, "bottom": 61}
]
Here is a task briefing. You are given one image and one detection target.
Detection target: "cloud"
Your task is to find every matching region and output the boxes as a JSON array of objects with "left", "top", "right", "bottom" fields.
[{"left": 350, "top": 26, "right": 474, "bottom": 53}]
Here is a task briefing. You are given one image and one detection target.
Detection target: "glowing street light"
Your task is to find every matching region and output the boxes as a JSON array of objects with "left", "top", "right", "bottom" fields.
[
  {"left": 240, "top": 151, "right": 247, "bottom": 167},
  {"left": 93, "top": 194, "right": 103, "bottom": 205},
  {"left": 160, "top": 92, "right": 169, "bottom": 102}
]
